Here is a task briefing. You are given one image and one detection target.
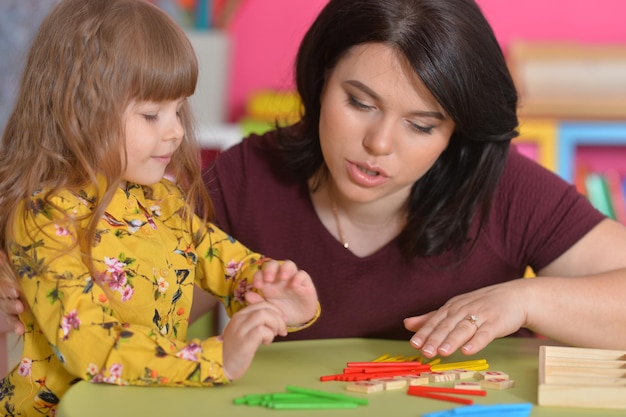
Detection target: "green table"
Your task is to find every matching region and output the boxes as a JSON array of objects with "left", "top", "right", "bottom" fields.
[{"left": 56, "top": 337, "right": 624, "bottom": 416}]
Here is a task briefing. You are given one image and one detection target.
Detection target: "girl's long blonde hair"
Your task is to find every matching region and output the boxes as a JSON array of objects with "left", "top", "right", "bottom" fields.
[{"left": 0, "top": 0, "right": 212, "bottom": 286}]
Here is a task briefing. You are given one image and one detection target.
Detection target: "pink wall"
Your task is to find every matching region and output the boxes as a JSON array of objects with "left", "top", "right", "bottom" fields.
[
  {"left": 479, "top": 0, "right": 626, "bottom": 48},
  {"left": 225, "top": 0, "right": 327, "bottom": 121},
  {"left": 225, "top": 0, "right": 626, "bottom": 122}
]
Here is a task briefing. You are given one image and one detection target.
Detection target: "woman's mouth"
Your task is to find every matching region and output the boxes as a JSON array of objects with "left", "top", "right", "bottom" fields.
[{"left": 357, "top": 165, "right": 380, "bottom": 176}]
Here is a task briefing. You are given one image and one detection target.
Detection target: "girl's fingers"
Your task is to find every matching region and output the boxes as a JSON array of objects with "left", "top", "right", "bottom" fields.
[
  {"left": 233, "top": 301, "right": 288, "bottom": 335},
  {"left": 244, "top": 290, "right": 264, "bottom": 304},
  {"left": 276, "top": 260, "right": 298, "bottom": 280},
  {"left": 254, "top": 260, "right": 279, "bottom": 284}
]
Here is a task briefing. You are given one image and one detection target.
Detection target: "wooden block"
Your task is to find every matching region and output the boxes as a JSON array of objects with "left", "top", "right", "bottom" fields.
[
  {"left": 345, "top": 380, "right": 384, "bottom": 394},
  {"left": 370, "top": 377, "right": 407, "bottom": 391},
  {"left": 454, "top": 381, "right": 482, "bottom": 390},
  {"left": 477, "top": 370, "right": 509, "bottom": 380},
  {"left": 480, "top": 378, "right": 515, "bottom": 390},
  {"left": 538, "top": 345, "right": 626, "bottom": 409}
]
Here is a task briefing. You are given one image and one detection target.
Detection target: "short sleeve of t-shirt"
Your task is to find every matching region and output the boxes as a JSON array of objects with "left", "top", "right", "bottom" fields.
[{"left": 485, "top": 146, "right": 605, "bottom": 272}]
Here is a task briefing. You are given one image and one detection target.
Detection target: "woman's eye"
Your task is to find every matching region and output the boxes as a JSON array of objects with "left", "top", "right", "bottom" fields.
[
  {"left": 409, "top": 122, "right": 434, "bottom": 134},
  {"left": 143, "top": 114, "right": 159, "bottom": 122},
  {"left": 347, "top": 94, "right": 373, "bottom": 110}
]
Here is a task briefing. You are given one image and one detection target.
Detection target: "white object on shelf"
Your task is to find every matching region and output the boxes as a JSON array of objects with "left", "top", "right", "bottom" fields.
[
  {"left": 196, "top": 123, "right": 243, "bottom": 150},
  {"left": 186, "top": 30, "right": 230, "bottom": 126}
]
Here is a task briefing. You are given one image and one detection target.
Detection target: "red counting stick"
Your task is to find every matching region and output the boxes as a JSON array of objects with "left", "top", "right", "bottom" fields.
[
  {"left": 407, "top": 385, "right": 487, "bottom": 396},
  {"left": 407, "top": 390, "right": 474, "bottom": 405}
]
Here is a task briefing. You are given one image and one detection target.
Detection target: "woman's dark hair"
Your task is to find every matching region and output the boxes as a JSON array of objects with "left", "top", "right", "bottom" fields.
[{"left": 277, "top": 0, "right": 519, "bottom": 259}]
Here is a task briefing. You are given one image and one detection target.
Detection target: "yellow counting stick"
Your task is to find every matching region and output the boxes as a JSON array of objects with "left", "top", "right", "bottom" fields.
[
  {"left": 431, "top": 359, "right": 488, "bottom": 372},
  {"left": 382, "top": 355, "right": 407, "bottom": 362},
  {"left": 425, "top": 358, "right": 442, "bottom": 366},
  {"left": 371, "top": 353, "right": 423, "bottom": 363}
]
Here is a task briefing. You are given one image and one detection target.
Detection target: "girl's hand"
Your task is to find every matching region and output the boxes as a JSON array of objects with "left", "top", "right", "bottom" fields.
[
  {"left": 0, "top": 293, "right": 24, "bottom": 335},
  {"left": 0, "top": 250, "right": 25, "bottom": 334},
  {"left": 221, "top": 299, "right": 287, "bottom": 380},
  {"left": 246, "top": 260, "right": 319, "bottom": 328},
  {"left": 403, "top": 279, "right": 529, "bottom": 358}
]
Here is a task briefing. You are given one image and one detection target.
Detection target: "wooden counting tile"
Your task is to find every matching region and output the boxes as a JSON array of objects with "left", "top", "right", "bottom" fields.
[
  {"left": 394, "top": 375, "right": 429, "bottom": 386},
  {"left": 477, "top": 370, "right": 509, "bottom": 380},
  {"left": 454, "top": 381, "right": 482, "bottom": 390},
  {"left": 428, "top": 371, "right": 457, "bottom": 383},
  {"left": 370, "top": 377, "right": 407, "bottom": 391},
  {"left": 346, "top": 380, "right": 385, "bottom": 394},
  {"left": 480, "top": 378, "right": 515, "bottom": 390},
  {"left": 442, "top": 371, "right": 461, "bottom": 380},
  {"left": 450, "top": 369, "right": 476, "bottom": 380}
]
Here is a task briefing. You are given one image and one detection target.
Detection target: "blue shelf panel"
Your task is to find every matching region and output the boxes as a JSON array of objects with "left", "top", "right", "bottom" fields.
[{"left": 557, "top": 122, "right": 626, "bottom": 183}]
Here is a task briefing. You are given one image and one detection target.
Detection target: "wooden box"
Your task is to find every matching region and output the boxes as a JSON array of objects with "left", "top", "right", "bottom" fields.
[
  {"left": 508, "top": 41, "right": 626, "bottom": 119},
  {"left": 538, "top": 345, "right": 626, "bottom": 409}
]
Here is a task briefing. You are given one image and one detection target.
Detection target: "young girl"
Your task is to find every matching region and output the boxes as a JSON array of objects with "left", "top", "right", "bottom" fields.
[{"left": 0, "top": 0, "right": 319, "bottom": 415}]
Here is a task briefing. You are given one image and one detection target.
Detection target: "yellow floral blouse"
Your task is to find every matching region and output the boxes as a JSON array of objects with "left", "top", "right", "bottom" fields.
[{"left": 0, "top": 179, "right": 289, "bottom": 416}]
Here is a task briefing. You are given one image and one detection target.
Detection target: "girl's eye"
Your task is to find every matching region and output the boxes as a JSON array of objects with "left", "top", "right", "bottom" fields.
[
  {"left": 143, "top": 114, "right": 159, "bottom": 122},
  {"left": 347, "top": 94, "right": 374, "bottom": 110}
]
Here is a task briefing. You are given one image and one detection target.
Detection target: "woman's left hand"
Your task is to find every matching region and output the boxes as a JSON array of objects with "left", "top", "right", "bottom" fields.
[{"left": 404, "top": 279, "right": 529, "bottom": 358}]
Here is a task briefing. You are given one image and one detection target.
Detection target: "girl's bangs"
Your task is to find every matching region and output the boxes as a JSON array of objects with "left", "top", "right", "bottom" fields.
[{"left": 129, "top": 19, "right": 198, "bottom": 102}]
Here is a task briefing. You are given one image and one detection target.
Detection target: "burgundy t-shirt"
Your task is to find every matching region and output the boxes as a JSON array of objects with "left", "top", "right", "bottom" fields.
[{"left": 203, "top": 132, "right": 605, "bottom": 341}]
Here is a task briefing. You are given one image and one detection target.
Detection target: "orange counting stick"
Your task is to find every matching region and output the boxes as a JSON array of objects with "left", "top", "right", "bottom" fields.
[
  {"left": 342, "top": 368, "right": 367, "bottom": 374},
  {"left": 407, "top": 385, "right": 487, "bottom": 396},
  {"left": 336, "top": 372, "right": 390, "bottom": 382},
  {"left": 326, "top": 369, "right": 425, "bottom": 382},
  {"left": 360, "top": 369, "right": 429, "bottom": 379},
  {"left": 319, "top": 374, "right": 343, "bottom": 381},
  {"left": 407, "top": 390, "right": 474, "bottom": 405}
]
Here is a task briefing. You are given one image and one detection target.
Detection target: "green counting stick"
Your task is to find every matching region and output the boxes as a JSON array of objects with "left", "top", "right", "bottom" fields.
[
  {"left": 261, "top": 395, "right": 349, "bottom": 408},
  {"left": 234, "top": 385, "right": 369, "bottom": 409},
  {"left": 269, "top": 401, "right": 359, "bottom": 410},
  {"left": 233, "top": 392, "right": 312, "bottom": 405},
  {"left": 285, "top": 385, "right": 369, "bottom": 406}
]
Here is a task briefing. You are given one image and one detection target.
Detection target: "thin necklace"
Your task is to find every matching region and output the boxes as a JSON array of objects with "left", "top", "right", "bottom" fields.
[{"left": 331, "top": 199, "right": 350, "bottom": 249}]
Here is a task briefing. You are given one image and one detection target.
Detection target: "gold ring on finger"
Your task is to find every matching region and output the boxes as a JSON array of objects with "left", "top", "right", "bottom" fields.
[{"left": 464, "top": 314, "right": 479, "bottom": 330}]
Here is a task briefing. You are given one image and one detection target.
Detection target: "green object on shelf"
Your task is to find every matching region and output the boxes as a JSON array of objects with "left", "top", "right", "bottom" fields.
[
  {"left": 585, "top": 173, "right": 616, "bottom": 220},
  {"left": 240, "top": 118, "right": 277, "bottom": 136}
]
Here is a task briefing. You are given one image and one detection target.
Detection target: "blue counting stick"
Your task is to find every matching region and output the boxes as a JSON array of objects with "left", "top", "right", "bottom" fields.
[{"left": 422, "top": 402, "right": 533, "bottom": 417}]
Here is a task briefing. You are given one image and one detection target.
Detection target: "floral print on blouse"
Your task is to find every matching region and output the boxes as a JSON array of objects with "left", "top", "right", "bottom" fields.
[{"left": 0, "top": 178, "right": 274, "bottom": 416}]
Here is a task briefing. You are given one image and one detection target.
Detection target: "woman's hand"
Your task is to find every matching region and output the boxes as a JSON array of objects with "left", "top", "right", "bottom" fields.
[
  {"left": 404, "top": 279, "right": 529, "bottom": 358},
  {"left": 247, "top": 260, "right": 319, "bottom": 328},
  {"left": 221, "top": 298, "right": 287, "bottom": 380}
]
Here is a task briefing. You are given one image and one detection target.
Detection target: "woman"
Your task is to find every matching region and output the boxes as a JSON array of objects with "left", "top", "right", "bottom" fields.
[{"left": 4, "top": 0, "right": 626, "bottom": 358}]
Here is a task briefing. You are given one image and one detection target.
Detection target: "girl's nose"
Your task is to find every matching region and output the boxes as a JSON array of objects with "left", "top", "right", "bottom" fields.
[{"left": 165, "top": 114, "right": 185, "bottom": 143}]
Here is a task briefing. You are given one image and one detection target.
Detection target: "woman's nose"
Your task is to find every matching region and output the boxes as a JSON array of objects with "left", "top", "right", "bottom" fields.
[{"left": 362, "top": 120, "right": 394, "bottom": 155}]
